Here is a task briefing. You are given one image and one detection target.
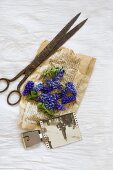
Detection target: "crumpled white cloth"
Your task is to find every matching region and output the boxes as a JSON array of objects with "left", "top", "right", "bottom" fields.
[{"left": 0, "top": 0, "right": 113, "bottom": 170}]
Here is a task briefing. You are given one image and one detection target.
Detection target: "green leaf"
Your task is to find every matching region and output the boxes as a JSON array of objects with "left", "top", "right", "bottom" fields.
[
  {"left": 27, "top": 94, "right": 34, "bottom": 100},
  {"left": 30, "top": 90, "right": 38, "bottom": 98},
  {"left": 37, "top": 102, "right": 44, "bottom": 109},
  {"left": 42, "top": 70, "right": 48, "bottom": 77},
  {"left": 46, "top": 109, "right": 55, "bottom": 116},
  {"left": 37, "top": 102, "right": 55, "bottom": 117},
  {"left": 42, "top": 66, "right": 60, "bottom": 79}
]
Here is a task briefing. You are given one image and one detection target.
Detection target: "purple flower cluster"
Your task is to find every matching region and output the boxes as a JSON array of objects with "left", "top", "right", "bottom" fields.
[
  {"left": 53, "top": 68, "right": 65, "bottom": 81},
  {"left": 54, "top": 93, "right": 62, "bottom": 100},
  {"left": 55, "top": 102, "right": 66, "bottom": 110},
  {"left": 61, "top": 82, "right": 77, "bottom": 104},
  {"left": 35, "top": 83, "right": 44, "bottom": 91},
  {"left": 37, "top": 93, "right": 65, "bottom": 110},
  {"left": 65, "top": 82, "right": 77, "bottom": 95},
  {"left": 22, "top": 81, "right": 34, "bottom": 96},
  {"left": 35, "top": 79, "right": 63, "bottom": 94},
  {"left": 38, "top": 93, "right": 57, "bottom": 110},
  {"left": 62, "top": 95, "right": 76, "bottom": 104},
  {"left": 22, "top": 67, "right": 77, "bottom": 112},
  {"left": 46, "top": 79, "right": 63, "bottom": 90}
]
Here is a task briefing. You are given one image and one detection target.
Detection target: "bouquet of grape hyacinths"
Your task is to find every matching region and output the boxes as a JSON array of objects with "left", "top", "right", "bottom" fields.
[{"left": 22, "top": 66, "right": 77, "bottom": 117}]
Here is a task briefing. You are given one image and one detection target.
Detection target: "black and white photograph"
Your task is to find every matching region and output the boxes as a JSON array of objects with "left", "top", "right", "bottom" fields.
[{"left": 40, "top": 113, "right": 82, "bottom": 148}]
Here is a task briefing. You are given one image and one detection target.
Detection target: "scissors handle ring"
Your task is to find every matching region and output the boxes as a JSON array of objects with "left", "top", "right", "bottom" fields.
[
  {"left": 7, "top": 90, "right": 21, "bottom": 106},
  {"left": 0, "top": 78, "right": 10, "bottom": 93}
]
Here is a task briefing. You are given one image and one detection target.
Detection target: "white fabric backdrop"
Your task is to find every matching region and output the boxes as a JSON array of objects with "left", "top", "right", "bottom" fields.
[{"left": 0, "top": 0, "right": 113, "bottom": 169}]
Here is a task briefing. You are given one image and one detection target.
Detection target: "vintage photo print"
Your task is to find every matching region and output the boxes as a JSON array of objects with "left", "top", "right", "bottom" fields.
[{"left": 40, "top": 113, "right": 82, "bottom": 149}]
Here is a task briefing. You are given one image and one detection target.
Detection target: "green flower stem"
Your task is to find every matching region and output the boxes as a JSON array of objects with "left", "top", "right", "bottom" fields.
[
  {"left": 42, "top": 66, "right": 60, "bottom": 78},
  {"left": 37, "top": 102, "right": 55, "bottom": 116}
]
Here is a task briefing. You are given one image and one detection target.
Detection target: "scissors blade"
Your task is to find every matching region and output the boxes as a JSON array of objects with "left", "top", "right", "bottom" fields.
[
  {"left": 35, "top": 18, "right": 88, "bottom": 62},
  {"left": 32, "top": 18, "right": 88, "bottom": 67},
  {"left": 50, "top": 18, "right": 88, "bottom": 55},
  {"left": 35, "top": 13, "right": 81, "bottom": 60},
  {"left": 48, "top": 12, "right": 81, "bottom": 47}
]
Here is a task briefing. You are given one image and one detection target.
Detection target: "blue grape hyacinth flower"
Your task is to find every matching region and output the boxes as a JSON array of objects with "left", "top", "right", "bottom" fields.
[
  {"left": 55, "top": 102, "right": 66, "bottom": 110},
  {"left": 35, "top": 83, "right": 44, "bottom": 91},
  {"left": 22, "top": 81, "right": 34, "bottom": 96},
  {"left": 62, "top": 95, "right": 76, "bottom": 104},
  {"left": 46, "top": 79, "right": 63, "bottom": 90},
  {"left": 65, "top": 82, "right": 77, "bottom": 95},
  {"left": 53, "top": 68, "right": 65, "bottom": 81},
  {"left": 61, "top": 81, "right": 77, "bottom": 104},
  {"left": 38, "top": 93, "right": 57, "bottom": 110}
]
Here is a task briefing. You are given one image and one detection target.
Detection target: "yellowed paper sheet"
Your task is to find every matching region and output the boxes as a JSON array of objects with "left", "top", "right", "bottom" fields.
[{"left": 18, "top": 40, "right": 96, "bottom": 130}]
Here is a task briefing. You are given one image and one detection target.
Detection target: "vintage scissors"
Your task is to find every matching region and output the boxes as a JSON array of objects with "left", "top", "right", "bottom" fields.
[{"left": 0, "top": 13, "right": 88, "bottom": 106}]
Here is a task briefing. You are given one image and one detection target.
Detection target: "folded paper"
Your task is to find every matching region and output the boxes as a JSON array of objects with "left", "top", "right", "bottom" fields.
[{"left": 18, "top": 40, "right": 96, "bottom": 130}]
